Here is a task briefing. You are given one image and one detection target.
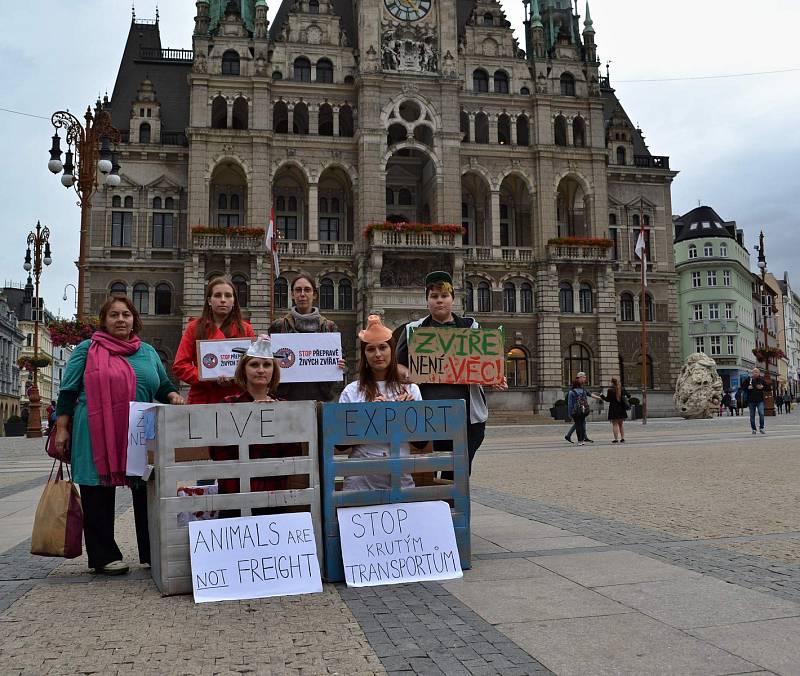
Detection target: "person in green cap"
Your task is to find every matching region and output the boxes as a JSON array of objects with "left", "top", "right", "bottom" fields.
[{"left": 395, "top": 271, "right": 507, "bottom": 477}]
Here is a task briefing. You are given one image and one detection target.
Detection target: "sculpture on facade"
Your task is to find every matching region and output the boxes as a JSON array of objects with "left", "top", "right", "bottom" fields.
[
  {"left": 381, "top": 23, "right": 439, "bottom": 74},
  {"left": 673, "top": 352, "right": 724, "bottom": 419}
]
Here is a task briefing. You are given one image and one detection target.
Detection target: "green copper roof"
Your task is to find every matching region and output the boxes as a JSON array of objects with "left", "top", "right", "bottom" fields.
[
  {"left": 531, "top": 0, "right": 543, "bottom": 28},
  {"left": 209, "top": 0, "right": 255, "bottom": 34},
  {"left": 583, "top": 1, "right": 594, "bottom": 33}
]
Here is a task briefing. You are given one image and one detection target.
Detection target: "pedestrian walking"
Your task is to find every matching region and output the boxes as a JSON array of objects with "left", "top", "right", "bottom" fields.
[
  {"left": 743, "top": 367, "right": 767, "bottom": 434},
  {"left": 775, "top": 392, "right": 784, "bottom": 414},
  {"left": 395, "top": 271, "right": 507, "bottom": 477},
  {"left": 52, "top": 296, "right": 184, "bottom": 575},
  {"left": 340, "top": 315, "right": 422, "bottom": 491},
  {"left": 600, "top": 377, "right": 630, "bottom": 442},
  {"left": 722, "top": 391, "right": 736, "bottom": 416},
  {"left": 268, "top": 272, "right": 346, "bottom": 402},
  {"left": 564, "top": 371, "right": 600, "bottom": 444},
  {"left": 735, "top": 386, "right": 745, "bottom": 415},
  {"left": 567, "top": 375, "right": 602, "bottom": 446},
  {"left": 173, "top": 276, "right": 254, "bottom": 404}
]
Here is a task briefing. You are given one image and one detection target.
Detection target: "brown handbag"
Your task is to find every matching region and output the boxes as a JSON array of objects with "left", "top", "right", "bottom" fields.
[{"left": 30, "top": 461, "right": 83, "bottom": 559}]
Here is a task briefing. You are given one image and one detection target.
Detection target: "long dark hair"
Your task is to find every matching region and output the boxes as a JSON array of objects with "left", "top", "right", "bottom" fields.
[
  {"left": 357, "top": 336, "right": 405, "bottom": 402},
  {"left": 611, "top": 376, "right": 622, "bottom": 401},
  {"left": 194, "top": 276, "right": 245, "bottom": 340}
]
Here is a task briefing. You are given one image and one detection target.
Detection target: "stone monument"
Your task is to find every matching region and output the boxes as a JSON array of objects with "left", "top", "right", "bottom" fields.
[{"left": 673, "top": 353, "right": 724, "bottom": 419}]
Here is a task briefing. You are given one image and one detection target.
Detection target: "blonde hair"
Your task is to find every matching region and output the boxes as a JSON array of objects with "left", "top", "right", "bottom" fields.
[
  {"left": 234, "top": 355, "right": 281, "bottom": 396},
  {"left": 426, "top": 281, "right": 454, "bottom": 298}
]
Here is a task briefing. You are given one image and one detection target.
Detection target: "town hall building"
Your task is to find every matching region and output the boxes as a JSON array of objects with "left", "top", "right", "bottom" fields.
[{"left": 87, "top": 0, "right": 681, "bottom": 412}]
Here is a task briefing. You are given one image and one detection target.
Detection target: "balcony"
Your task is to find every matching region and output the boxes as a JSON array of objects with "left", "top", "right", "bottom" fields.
[
  {"left": 370, "top": 230, "right": 458, "bottom": 250},
  {"left": 192, "top": 231, "right": 264, "bottom": 252},
  {"left": 633, "top": 155, "right": 670, "bottom": 170},
  {"left": 547, "top": 243, "right": 612, "bottom": 263},
  {"left": 318, "top": 241, "right": 354, "bottom": 257},
  {"left": 465, "top": 246, "right": 492, "bottom": 261},
  {"left": 276, "top": 240, "right": 309, "bottom": 256},
  {"left": 273, "top": 240, "right": 354, "bottom": 258},
  {"left": 502, "top": 247, "right": 534, "bottom": 262},
  {"left": 688, "top": 319, "right": 741, "bottom": 336}
]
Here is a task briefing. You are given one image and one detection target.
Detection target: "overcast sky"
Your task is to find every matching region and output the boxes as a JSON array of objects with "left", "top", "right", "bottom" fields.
[{"left": 1, "top": 0, "right": 798, "bottom": 318}]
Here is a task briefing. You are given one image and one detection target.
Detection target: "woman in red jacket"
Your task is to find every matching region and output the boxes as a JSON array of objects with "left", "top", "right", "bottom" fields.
[{"left": 172, "top": 276, "right": 255, "bottom": 404}]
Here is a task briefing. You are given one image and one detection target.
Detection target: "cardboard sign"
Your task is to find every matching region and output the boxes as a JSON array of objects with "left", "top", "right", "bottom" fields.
[
  {"left": 407, "top": 326, "right": 505, "bottom": 385},
  {"left": 188, "top": 513, "right": 323, "bottom": 603},
  {"left": 126, "top": 402, "right": 162, "bottom": 477},
  {"left": 337, "top": 501, "right": 463, "bottom": 587},
  {"left": 196, "top": 337, "right": 254, "bottom": 381},
  {"left": 270, "top": 333, "right": 343, "bottom": 383}
]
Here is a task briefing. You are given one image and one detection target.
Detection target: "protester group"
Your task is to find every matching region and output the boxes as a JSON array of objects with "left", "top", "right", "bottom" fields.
[{"left": 49, "top": 271, "right": 506, "bottom": 576}]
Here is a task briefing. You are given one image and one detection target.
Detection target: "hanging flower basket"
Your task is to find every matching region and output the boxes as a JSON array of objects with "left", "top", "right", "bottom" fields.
[
  {"left": 752, "top": 347, "right": 785, "bottom": 363},
  {"left": 191, "top": 225, "right": 265, "bottom": 237},
  {"left": 364, "top": 222, "right": 465, "bottom": 236},
  {"left": 49, "top": 317, "right": 99, "bottom": 347},
  {"left": 18, "top": 355, "right": 52, "bottom": 372},
  {"left": 547, "top": 237, "right": 614, "bottom": 248}
]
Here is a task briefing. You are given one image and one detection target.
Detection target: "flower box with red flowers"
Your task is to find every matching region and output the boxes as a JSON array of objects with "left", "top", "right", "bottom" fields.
[
  {"left": 191, "top": 226, "right": 265, "bottom": 237},
  {"left": 18, "top": 355, "right": 52, "bottom": 372},
  {"left": 363, "top": 222, "right": 466, "bottom": 236},
  {"left": 547, "top": 237, "right": 614, "bottom": 248}
]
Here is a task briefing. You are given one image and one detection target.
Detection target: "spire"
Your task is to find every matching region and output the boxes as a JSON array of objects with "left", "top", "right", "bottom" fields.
[
  {"left": 531, "top": 0, "right": 543, "bottom": 28},
  {"left": 583, "top": 1, "right": 594, "bottom": 34}
]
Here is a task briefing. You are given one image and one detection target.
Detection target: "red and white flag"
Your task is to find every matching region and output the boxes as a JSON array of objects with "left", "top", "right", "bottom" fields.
[
  {"left": 635, "top": 225, "right": 647, "bottom": 287},
  {"left": 266, "top": 209, "right": 280, "bottom": 277}
]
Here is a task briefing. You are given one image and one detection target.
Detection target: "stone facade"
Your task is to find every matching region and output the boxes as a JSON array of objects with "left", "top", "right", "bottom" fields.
[
  {"left": 85, "top": 0, "right": 681, "bottom": 412},
  {"left": 0, "top": 292, "right": 24, "bottom": 424}
]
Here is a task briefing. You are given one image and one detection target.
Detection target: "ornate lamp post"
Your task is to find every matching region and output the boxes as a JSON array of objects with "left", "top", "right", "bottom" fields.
[
  {"left": 47, "top": 104, "right": 121, "bottom": 321},
  {"left": 22, "top": 221, "right": 52, "bottom": 438},
  {"left": 62, "top": 283, "right": 78, "bottom": 313},
  {"left": 755, "top": 230, "right": 776, "bottom": 416}
]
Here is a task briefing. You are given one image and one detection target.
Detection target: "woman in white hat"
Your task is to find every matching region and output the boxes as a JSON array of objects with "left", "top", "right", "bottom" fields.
[
  {"left": 339, "top": 315, "right": 422, "bottom": 491},
  {"left": 211, "top": 335, "right": 298, "bottom": 503}
]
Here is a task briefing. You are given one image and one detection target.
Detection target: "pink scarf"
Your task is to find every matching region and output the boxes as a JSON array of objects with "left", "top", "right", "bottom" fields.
[{"left": 84, "top": 331, "right": 140, "bottom": 486}]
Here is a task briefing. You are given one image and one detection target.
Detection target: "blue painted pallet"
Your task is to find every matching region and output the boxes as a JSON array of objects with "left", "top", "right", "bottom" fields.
[{"left": 320, "top": 399, "right": 470, "bottom": 582}]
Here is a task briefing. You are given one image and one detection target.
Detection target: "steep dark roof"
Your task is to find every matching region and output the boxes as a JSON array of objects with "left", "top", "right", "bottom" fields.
[
  {"left": 109, "top": 21, "right": 191, "bottom": 134},
  {"left": 673, "top": 206, "right": 738, "bottom": 243},
  {"left": 602, "top": 87, "right": 649, "bottom": 156}
]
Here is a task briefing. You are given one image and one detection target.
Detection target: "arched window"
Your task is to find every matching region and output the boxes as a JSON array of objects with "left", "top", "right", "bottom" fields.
[
  {"left": 573, "top": 117, "right": 586, "bottom": 147},
  {"left": 477, "top": 281, "right": 491, "bottom": 312},
  {"left": 275, "top": 277, "right": 288, "bottom": 309},
  {"left": 338, "top": 279, "right": 353, "bottom": 310},
  {"left": 688, "top": 244, "right": 697, "bottom": 259},
  {"left": 475, "top": 112, "right": 489, "bottom": 144},
  {"left": 563, "top": 343, "right": 592, "bottom": 386},
  {"left": 473, "top": 69, "right": 489, "bottom": 93},
  {"left": 465, "top": 281, "right": 474, "bottom": 312},
  {"left": 521, "top": 282, "right": 533, "bottom": 313},
  {"left": 460, "top": 111, "right": 469, "bottom": 142},
  {"left": 579, "top": 283, "right": 593, "bottom": 314},
  {"left": 506, "top": 347, "right": 528, "bottom": 388},
  {"left": 316, "top": 58, "right": 334, "bottom": 83},
  {"left": 308, "top": 0, "right": 320, "bottom": 13},
  {"left": 503, "top": 282, "right": 516, "bottom": 312},
  {"left": 232, "top": 97, "right": 248, "bottom": 129},
  {"left": 559, "top": 282, "right": 574, "bottom": 313},
  {"left": 294, "top": 57, "right": 311, "bottom": 82},
  {"left": 493, "top": 70, "right": 509, "bottom": 93},
  {"left": 609, "top": 213, "right": 617, "bottom": 226},
  {"left": 339, "top": 104, "right": 354, "bottom": 137},
  {"left": 165, "top": 197, "right": 174, "bottom": 210},
  {"left": 212, "top": 96, "right": 227, "bottom": 129},
  {"left": 133, "top": 283, "right": 149, "bottom": 315},
  {"left": 275, "top": 194, "right": 299, "bottom": 239},
  {"left": 554, "top": 115, "right": 567, "bottom": 146},
  {"left": 272, "top": 70, "right": 283, "bottom": 80},
  {"left": 620, "top": 292, "right": 635, "bottom": 321},
  {"left": 139, "top": 122, "right": 151, "bottom": 143},
  {"left": 222, "top": 50, "right": 240, "bottom": 76},
  {"left": 319, "top": 278, "right": 334, "bottom": 310},
  {"left": 110, "top": 282, "right": 127, "bottom": 297},
  {"left": 273, "top": 100, "right": 288, "bottom": 133},
  {"left": 560, "top": 72, "right": 576, "bottom": 96},
  {"left": 293, "top": 102, "right": 309, "bottom": 134},
  {"left": 154, "top": 283, "right": 171, "bottom": 315},
  {"left": 483, "top": 12, "right": 494, "bottom": 26},
  {"left": 516, "top": 116, "right": 530, "bottom": 146},
  {"left": 520, "top": 86, "right": 530, "bottom": 95},
  {"left": 112, "top": 195, "right": 121, "bottom": 208},
  {"left": 641, "top": 293, "right": 654, "bottom": 322},
  {"left": 124, "top": 196, "right": 133, "bottom": 208},
  {"left": 616, "top": 146, "right": 627, "bottom": 165},
  {"left": 218, "top": 194, "right": 228, "bottom": 210},
  {"left": 497, "top": 114, "right": 511, "bottom": 145},
  {"left": 319, "top": 103, "right": 334, "bottom": 136},
  {"left": 703, "top": 242, "right": 714, "bottom": 257},
  {"left": 398, "top": 188, "right": 412, "bottom": 205},
  {"left": 232, "top": 274, "right": 248, "bottom": 307},
  {"left": 152, "top": 197, "right": 162, "bottom": 210}
]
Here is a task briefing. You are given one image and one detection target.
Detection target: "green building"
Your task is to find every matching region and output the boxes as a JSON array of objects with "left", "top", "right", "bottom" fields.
[{"left": 673, "top": 206, "right": 756, "bottom": 392}]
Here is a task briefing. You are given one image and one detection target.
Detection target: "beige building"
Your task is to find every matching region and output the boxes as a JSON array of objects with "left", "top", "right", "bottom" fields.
[{"left": 85, "top": 0, "right": 681, "bottom": 412}]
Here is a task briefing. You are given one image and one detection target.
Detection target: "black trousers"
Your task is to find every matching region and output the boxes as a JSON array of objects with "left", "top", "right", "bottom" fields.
[
  {"left": 571, "top": 414, "right": 588, "bottom": 442},
  {"left": 438, "top": 421, "right": 486, "bottom": 480},
  {"left": 80, "top": 483, "right": 150, "bottom": 569}
]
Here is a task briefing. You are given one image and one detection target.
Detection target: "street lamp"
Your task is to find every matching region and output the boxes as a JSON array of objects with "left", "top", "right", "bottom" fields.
[
  {"left": 23, "top": 221, "right": 52, "bottom": 439},
  {"left": 754, "top": 230, "right": 776, "bottom": 416},
  {"left": 47, "top": 102, "right": 121, "bottom": 320},
  {"left": 63, "top": 283, "right": 78, "bottom": 313}
]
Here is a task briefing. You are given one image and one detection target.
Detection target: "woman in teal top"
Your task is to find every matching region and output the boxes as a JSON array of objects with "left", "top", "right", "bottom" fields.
[{"left": 54, "top": 296, "right": 183, "bottom": 575}]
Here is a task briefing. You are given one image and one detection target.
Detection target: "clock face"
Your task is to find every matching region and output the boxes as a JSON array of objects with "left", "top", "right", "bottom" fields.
[{"left": 384, "top": 0, "right": 432, "bottom": 22}]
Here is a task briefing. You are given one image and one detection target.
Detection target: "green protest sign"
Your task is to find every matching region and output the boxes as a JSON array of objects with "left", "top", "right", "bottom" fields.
[{"left": 407, "top": 327, "right": 505, "bottom": 385}]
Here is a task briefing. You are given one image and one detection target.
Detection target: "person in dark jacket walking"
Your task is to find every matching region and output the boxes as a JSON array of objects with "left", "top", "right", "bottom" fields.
[
  {"left": 567, "top": 375, "right": 601, "bottom": 446},
  {"left": 742, "top": 367, "right": 767, "bottom": 434},
  {"left": 600, "top": 377, "right": 630, "bottom": 442}
]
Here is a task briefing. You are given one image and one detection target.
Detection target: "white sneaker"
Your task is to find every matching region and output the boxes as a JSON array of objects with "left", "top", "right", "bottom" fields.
[
  {"left": 577, "top": 442, "right": 585, "bottom": 446},
  {"left": 96, "top": 560, "right": 129, "bottom": 575}
]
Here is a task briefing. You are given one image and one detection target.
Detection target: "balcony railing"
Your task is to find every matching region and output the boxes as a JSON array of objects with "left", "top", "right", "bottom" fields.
[
  {"left": 465, "top": 246, "right": 492, "bottom": 261},
  {"left": 119, "top": 130, "right": 188, "bottom": 146},
  {"left": 633, "top": 155, "right": 670, "bottom": 170},
  {"left": 370, "top": 230, "right": 458, "bottom": 249},
  {"left": 547, "top": 243, "right": 612, "bottom": 263},
  {"left": 192, "top": 232, "right": 264, "bottom": 251},
  {"left": 319, "top": 241, "right": 354, "bottom": 257},
  {"left": 276, "top": 241, "right": 309, "bottom": 256},
  {"left": 501, "top": 247, "right": 533, "bottom": 262},
  {"left": 138, "top": 47, "right": 194, "bottom": 62}
]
